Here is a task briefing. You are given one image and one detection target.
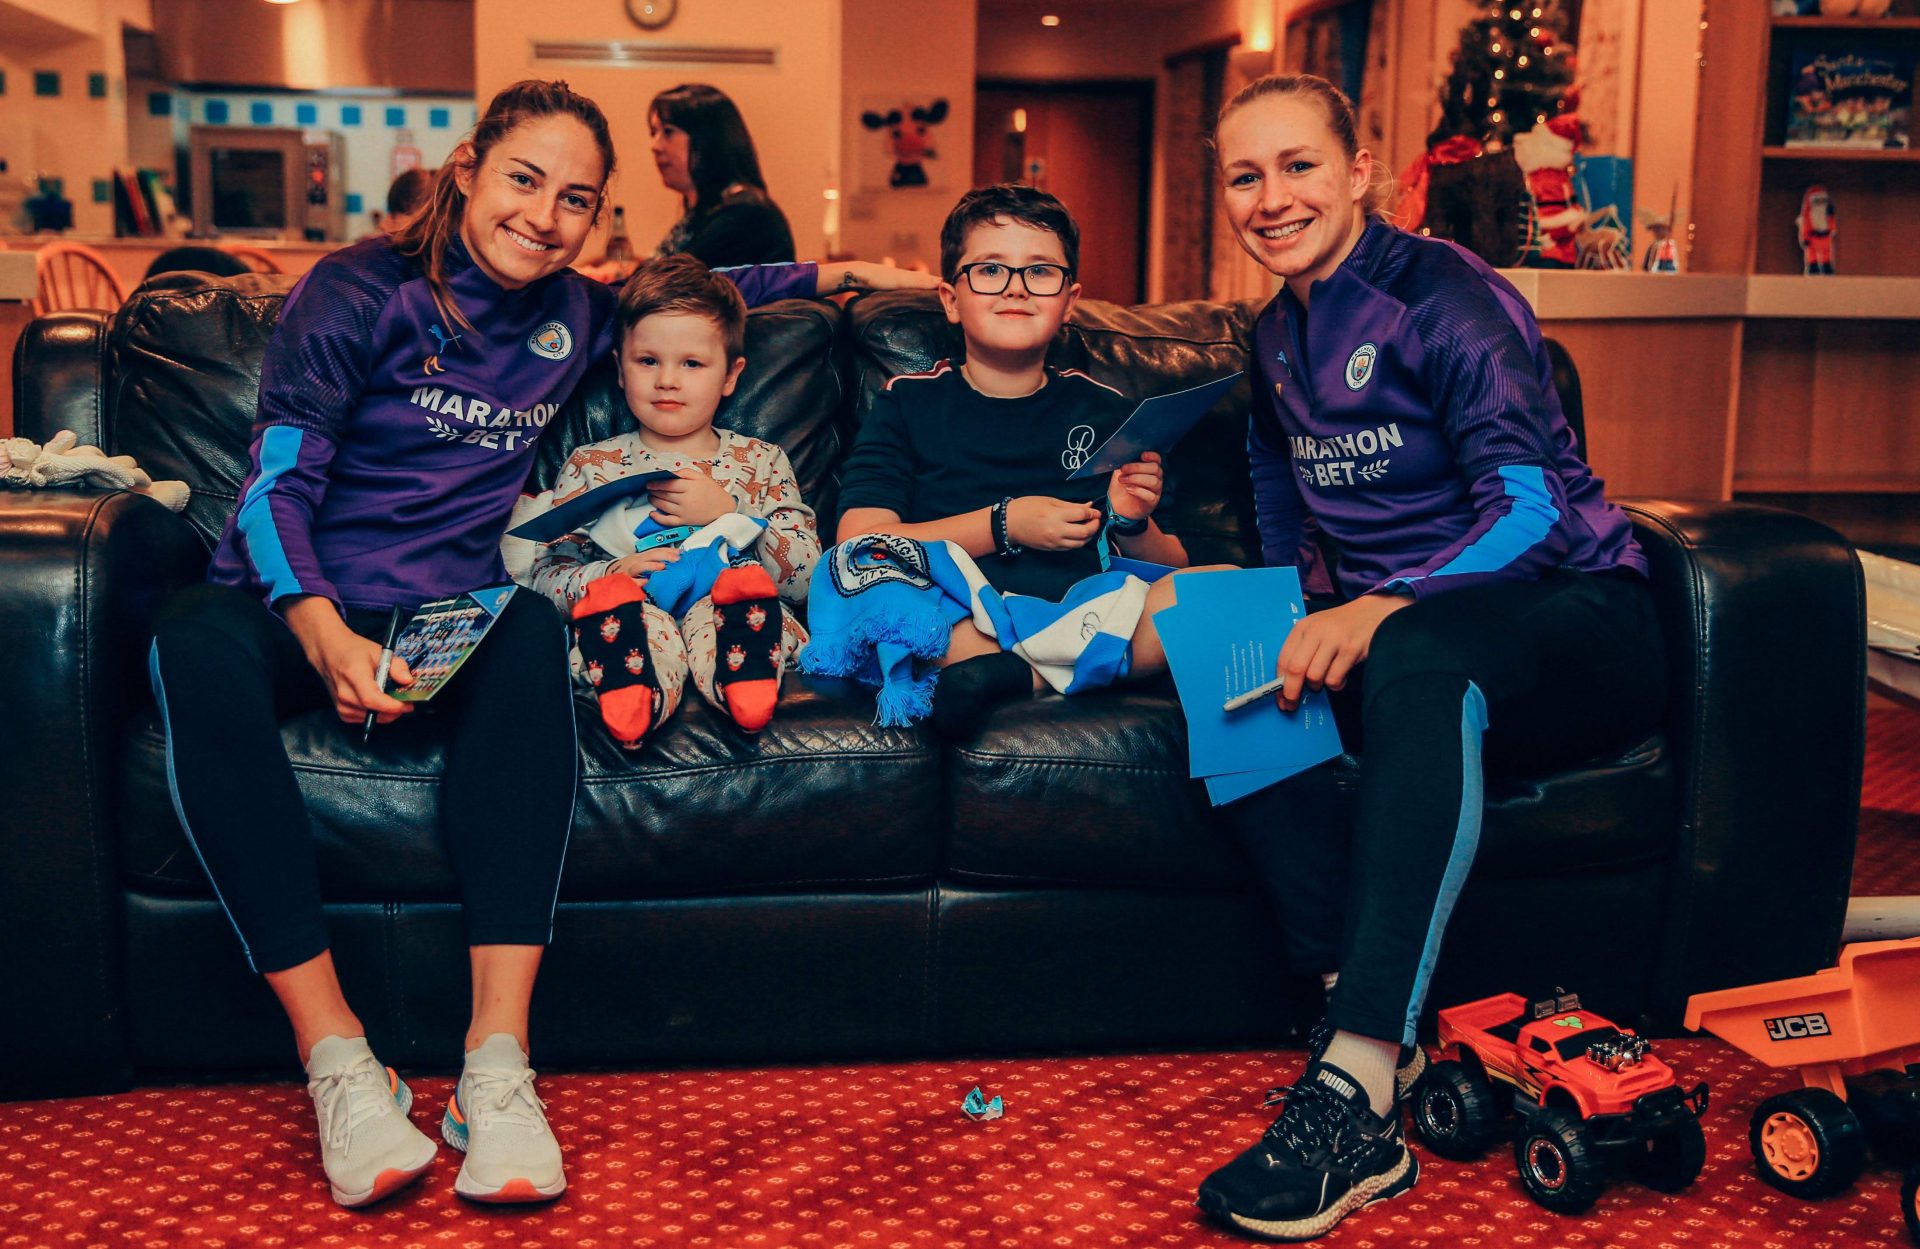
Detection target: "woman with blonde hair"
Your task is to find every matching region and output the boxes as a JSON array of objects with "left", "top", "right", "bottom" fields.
[{"left": 1196, "top": 74, "right": 1664, "bottom": 1242}]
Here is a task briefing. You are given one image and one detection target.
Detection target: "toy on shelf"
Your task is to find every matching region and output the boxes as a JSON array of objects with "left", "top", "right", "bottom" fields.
[
  {"left": 1684, "top": 937, "right": 1920, "bottom": 1247},
  {"left": 1410, "top": 989, "right": 1709, "bottom": 1215},
  {"left": 1799, "top": 185, "right": 1838, "bottom": 275}
]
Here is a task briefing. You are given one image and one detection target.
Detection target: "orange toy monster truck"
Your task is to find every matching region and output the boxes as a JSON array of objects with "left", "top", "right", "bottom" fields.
[
  {"left": 1410, "top": 989, "right": 1709, "bottom": 1214},
  {"left": 1685, "top": 937, "right": 1920, "bottom": 1247}
]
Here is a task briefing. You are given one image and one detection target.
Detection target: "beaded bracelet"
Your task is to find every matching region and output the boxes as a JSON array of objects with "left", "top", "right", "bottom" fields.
[{"left": 991, "top": 497, "right": 1023, "bottom": 556}]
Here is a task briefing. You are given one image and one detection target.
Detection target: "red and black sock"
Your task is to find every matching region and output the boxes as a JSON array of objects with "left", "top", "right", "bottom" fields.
[
  {"left": 710, "top": 565, "right": 785, "bottom": 731},
  {"left": 573, "top": 574, "right": 663, "bottom": 749}
]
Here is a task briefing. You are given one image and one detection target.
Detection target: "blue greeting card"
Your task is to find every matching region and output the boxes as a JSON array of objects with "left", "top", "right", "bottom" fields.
[
  {"left": 1065, "top": 372, "right": 1244, "bottom": 480},
  {"left": 1155, "top": 567, "right": 1342, "bottom": 804},
  {"left": 508, "top": 470, "right": 679, "bottom": 543}
]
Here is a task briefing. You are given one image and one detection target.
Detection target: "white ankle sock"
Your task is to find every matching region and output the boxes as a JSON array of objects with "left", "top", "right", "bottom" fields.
[{"left": 1320, "top": 1030, "right": 1400, "bottom": 1116}]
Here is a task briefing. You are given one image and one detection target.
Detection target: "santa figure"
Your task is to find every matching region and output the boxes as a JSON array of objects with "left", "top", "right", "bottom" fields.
[
  {"left": 1798, "top": 186, "right": 1836, "bottom": 276},
  {"left": 1512, "top": 116, "right": 1586, "bottom": 269}
]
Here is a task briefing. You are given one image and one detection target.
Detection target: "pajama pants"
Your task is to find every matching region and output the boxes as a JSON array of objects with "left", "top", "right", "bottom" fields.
[
  {"left": 1225, "top": 568, "right": 1665, "bottom": 1047},
  {"left": 148, "top": 581, "right": 577, "bottom": 974}
]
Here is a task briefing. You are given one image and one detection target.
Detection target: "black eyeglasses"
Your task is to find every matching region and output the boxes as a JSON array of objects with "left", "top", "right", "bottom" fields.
[{"left": 953, "top": 261, "right": 1073, "bottom": 297}]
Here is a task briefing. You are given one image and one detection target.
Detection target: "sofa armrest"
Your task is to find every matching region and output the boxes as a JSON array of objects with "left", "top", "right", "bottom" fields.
[
  {"left": 1622, "top": 499, "right": 1864, "bottom": 1028},
  {"left": 0, "top": 489, "right": 207, "bottom": 1099},
  {"left": 11, "top": 310, "right": 112, "bottom": 448}
]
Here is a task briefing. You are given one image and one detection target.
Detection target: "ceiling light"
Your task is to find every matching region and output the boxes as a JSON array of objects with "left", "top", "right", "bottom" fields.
[{"left": 1040, "top": 14, "right": 1061, "bottom": 26}]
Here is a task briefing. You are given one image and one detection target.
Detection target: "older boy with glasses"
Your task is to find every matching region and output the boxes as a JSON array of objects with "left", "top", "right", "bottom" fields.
[{"left": 835, "top": 184, "right": 1220, "bottom": 735}]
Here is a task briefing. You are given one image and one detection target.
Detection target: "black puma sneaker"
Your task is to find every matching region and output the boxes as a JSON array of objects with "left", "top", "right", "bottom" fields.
[
  {"left": 1196, "top": 1059, "right": 1419, "bottom": 1242},
  {"left": 1303, "top": 1020, "right": 1429, "bottom": 1101}
]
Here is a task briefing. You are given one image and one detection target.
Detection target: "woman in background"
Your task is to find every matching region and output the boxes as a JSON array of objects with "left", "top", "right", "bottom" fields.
[{"left": 648, "top": 82, "right": 796, "bottom": 267}]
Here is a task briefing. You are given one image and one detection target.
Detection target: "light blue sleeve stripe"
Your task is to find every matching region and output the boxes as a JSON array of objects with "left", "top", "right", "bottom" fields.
[
  {"left": 1401, "top": 680, "right": 1490, "bottom": 1046},
  {"left": 1389, "top": 465, "right": 1561, "bottom": 590},
  {"left": 234, "top": 426, "right": 307, "bottom": 602}
]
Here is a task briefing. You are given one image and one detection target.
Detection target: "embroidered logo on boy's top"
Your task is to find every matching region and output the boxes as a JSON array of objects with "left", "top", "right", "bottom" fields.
[
  {"left": 528, "top": 321, "right": 573, "bottom": 361},
  {"left": 1061, "top": 425, "right": 1096, "bottom": 472},
  {"left": 1345, "top": 342, "right": 1378, "bottom": 391}
]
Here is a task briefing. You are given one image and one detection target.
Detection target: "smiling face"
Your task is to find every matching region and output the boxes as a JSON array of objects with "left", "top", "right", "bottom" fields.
[
  {"left": 937, "top": 217, "right": 1081, "bottom": 363},
  {"left": 454, "top": 114, "right": 606, "bottom": 289},
  {"left": 1216, "top": 92, "right": 1371, "bottom": 301},
  {"left": 616, "top": 311, "right": 745, "bottom": 449},
  {"left": 648, "top": 111, "right": 695, "bottom": 198}
]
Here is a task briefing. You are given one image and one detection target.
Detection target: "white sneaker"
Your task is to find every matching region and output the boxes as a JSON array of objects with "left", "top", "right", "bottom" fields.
[
  {"left": 442, "top": 1034, "right": 566, "bottom": 1203},
  {"left": 304, "top": 1035, "right": 438, "bottom": 1208}
]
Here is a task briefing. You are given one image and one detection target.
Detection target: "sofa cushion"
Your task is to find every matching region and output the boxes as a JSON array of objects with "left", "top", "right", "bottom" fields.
[
  {"left": 845, "top": 292, "right": 1264, "bottom": 566},
  {"left": 943, "top": 689, "right": 1678, "bottom": 891},
  {"left": 119, "top": 675, "right": 940, "bottom": 901}
]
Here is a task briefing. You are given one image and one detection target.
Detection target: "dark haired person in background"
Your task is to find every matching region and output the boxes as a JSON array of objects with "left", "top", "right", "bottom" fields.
[
  {"left": 385, "top": 167, "right": 434, "bottom": 225},
  {"left": 648, "top": 82, "right": 796, "bottom": 267}
]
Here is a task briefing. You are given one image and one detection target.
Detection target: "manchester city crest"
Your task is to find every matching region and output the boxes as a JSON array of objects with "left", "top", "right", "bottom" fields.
[
  {"left": 528, "top": 321, "right": 573, "bottom": 361},
  {"left": 1344, "top": 342, "right": 1377, "bottom": 391}
]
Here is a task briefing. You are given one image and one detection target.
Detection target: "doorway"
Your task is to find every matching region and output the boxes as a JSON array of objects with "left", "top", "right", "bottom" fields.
[{"left": 973, "top": 81, "right": 1152, "bottom": 306}]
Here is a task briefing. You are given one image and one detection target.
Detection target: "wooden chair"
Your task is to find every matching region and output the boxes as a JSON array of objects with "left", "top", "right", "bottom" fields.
[
  {"left": 221, "top": 245, "right": 283, "bottom": 274},
  {"left": 33, "top": 242, "right": 129, "bottom": 317}
]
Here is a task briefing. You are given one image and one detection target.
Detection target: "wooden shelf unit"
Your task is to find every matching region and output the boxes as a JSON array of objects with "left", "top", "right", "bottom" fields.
[
  {"left": 1771, "top": 16, "right": 1920, "bottom": 31},
  {"left": 1687, "top": 2, "right": 1920, "bottom": 547},
  {"left": 1760, "top": 146, "right": 1920, "bottom": 161}
]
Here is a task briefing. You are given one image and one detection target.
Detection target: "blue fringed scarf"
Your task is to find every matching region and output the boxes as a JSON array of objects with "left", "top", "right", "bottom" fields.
[{"left": 798, "top": 534, "right": 1159, "bottom": 726}]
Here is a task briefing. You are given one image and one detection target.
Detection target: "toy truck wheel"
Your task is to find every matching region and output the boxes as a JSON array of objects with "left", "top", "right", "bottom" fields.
[
  {"left": 1411, "top": 1060, "right": 1501, "bottom": 1160},
  {"left": 1631, "top": 1114, "right": 1706, "bottom": 1194},
  {"left": 1514, "top": 1107, "right": 1606, "bottom": 1215},
  {"left": 1901, "top": 1163, "right": 1918, "bottom": 1248},
  {"left": 1748, "top": 1088, "right": 1868, "bottom": 1199}
]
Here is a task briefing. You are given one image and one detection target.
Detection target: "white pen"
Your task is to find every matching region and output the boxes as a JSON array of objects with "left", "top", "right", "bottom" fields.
[{"left": 1223, "top": 673, "right": 1288, "bottom": 713}]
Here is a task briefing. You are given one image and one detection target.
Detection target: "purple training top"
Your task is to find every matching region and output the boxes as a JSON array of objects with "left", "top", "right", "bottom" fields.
[
  {"left": 206, "top": 238, "right": 816, "bottom": 613},
  {"left": 1248, "top": 220, "right": 1645, "bottom": 601}
]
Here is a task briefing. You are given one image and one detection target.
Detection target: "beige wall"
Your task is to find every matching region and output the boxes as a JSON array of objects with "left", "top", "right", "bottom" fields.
[
  {"left": 839, "top": 0, "right": 975, "bottom": 270},
  {"left": 0, "top": 0, "right": 152, "bottom": 238},
  {"left": 474, "top": 0, "right": 841, "bottom": 263},
  {"left": 1631, "top": 0, "right": 1701, "bottom": 249}
]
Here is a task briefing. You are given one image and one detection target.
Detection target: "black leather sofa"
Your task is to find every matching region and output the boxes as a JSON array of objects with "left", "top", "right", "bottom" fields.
[{"left": 2, "top": 273, "right": 1865, "bottom": 1101}]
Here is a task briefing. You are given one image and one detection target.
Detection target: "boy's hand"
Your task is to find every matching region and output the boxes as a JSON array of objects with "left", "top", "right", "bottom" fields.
[
  {"left": 608, "top": 548, "right": 681, "bottom": 581},
  {"left": 648, "top": 474, "right": 735, "bottom": 528},
  {"left": 1108, "top": 451, "right": 1164, "bottom": 522},
  {"left": 1007, "top": 496, "right": 1102, "bottom": 551}
]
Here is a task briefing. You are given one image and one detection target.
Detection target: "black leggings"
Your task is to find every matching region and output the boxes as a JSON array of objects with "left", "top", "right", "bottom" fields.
[
  {"left": 148, "top": 582, "right": 578, "bottom": 974},
  {"left": 1225, "top": 569, "right": 1666, "bottom": 1047}
]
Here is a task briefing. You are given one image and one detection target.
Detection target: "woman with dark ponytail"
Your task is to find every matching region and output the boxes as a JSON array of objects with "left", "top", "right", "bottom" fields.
[{"left": 145, "top": 79, "right": 841, "bottom": 1213}]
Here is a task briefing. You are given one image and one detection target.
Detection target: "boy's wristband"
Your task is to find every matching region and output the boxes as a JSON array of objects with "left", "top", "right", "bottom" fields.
[
  {"left": 1104, "top": 499, "right": 1149, "bottom": 536},
  {"left": 991, "top": 497, "right": 1023, "bottom": 556}
]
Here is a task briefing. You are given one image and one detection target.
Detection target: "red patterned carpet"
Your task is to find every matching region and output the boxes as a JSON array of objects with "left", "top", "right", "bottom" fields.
[
  {"left": 5, "top": 705, "right": 1916, "bottom": 1248},
  {"left": 1, "top": 1041, "right": 1913, "bottom": 1248}
]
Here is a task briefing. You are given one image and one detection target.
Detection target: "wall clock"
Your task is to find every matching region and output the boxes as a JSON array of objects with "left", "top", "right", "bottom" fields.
[{"left": 625, "top": 0, "right": 677, "bottom": 30}]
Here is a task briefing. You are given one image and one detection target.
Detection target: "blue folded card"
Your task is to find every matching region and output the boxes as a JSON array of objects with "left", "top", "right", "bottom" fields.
[
  {"left": 1154, "top": 567, "right": 1343, "bottom": 805},
  {"left": 1065, "top": 372, "right": 1244, "bottom": 480},
  {"left": 507, "top": 470, "right": 679, "bottom": 543}
]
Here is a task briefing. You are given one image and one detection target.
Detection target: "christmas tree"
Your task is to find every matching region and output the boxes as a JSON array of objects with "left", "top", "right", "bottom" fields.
[{"left": 1427, "top": 1, "right": 1576, "bottom": 151}]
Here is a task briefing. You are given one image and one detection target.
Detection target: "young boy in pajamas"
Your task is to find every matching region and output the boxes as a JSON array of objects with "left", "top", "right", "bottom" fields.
[{"left": 523, "top": 253, "right": 818, "bottom": 745}]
